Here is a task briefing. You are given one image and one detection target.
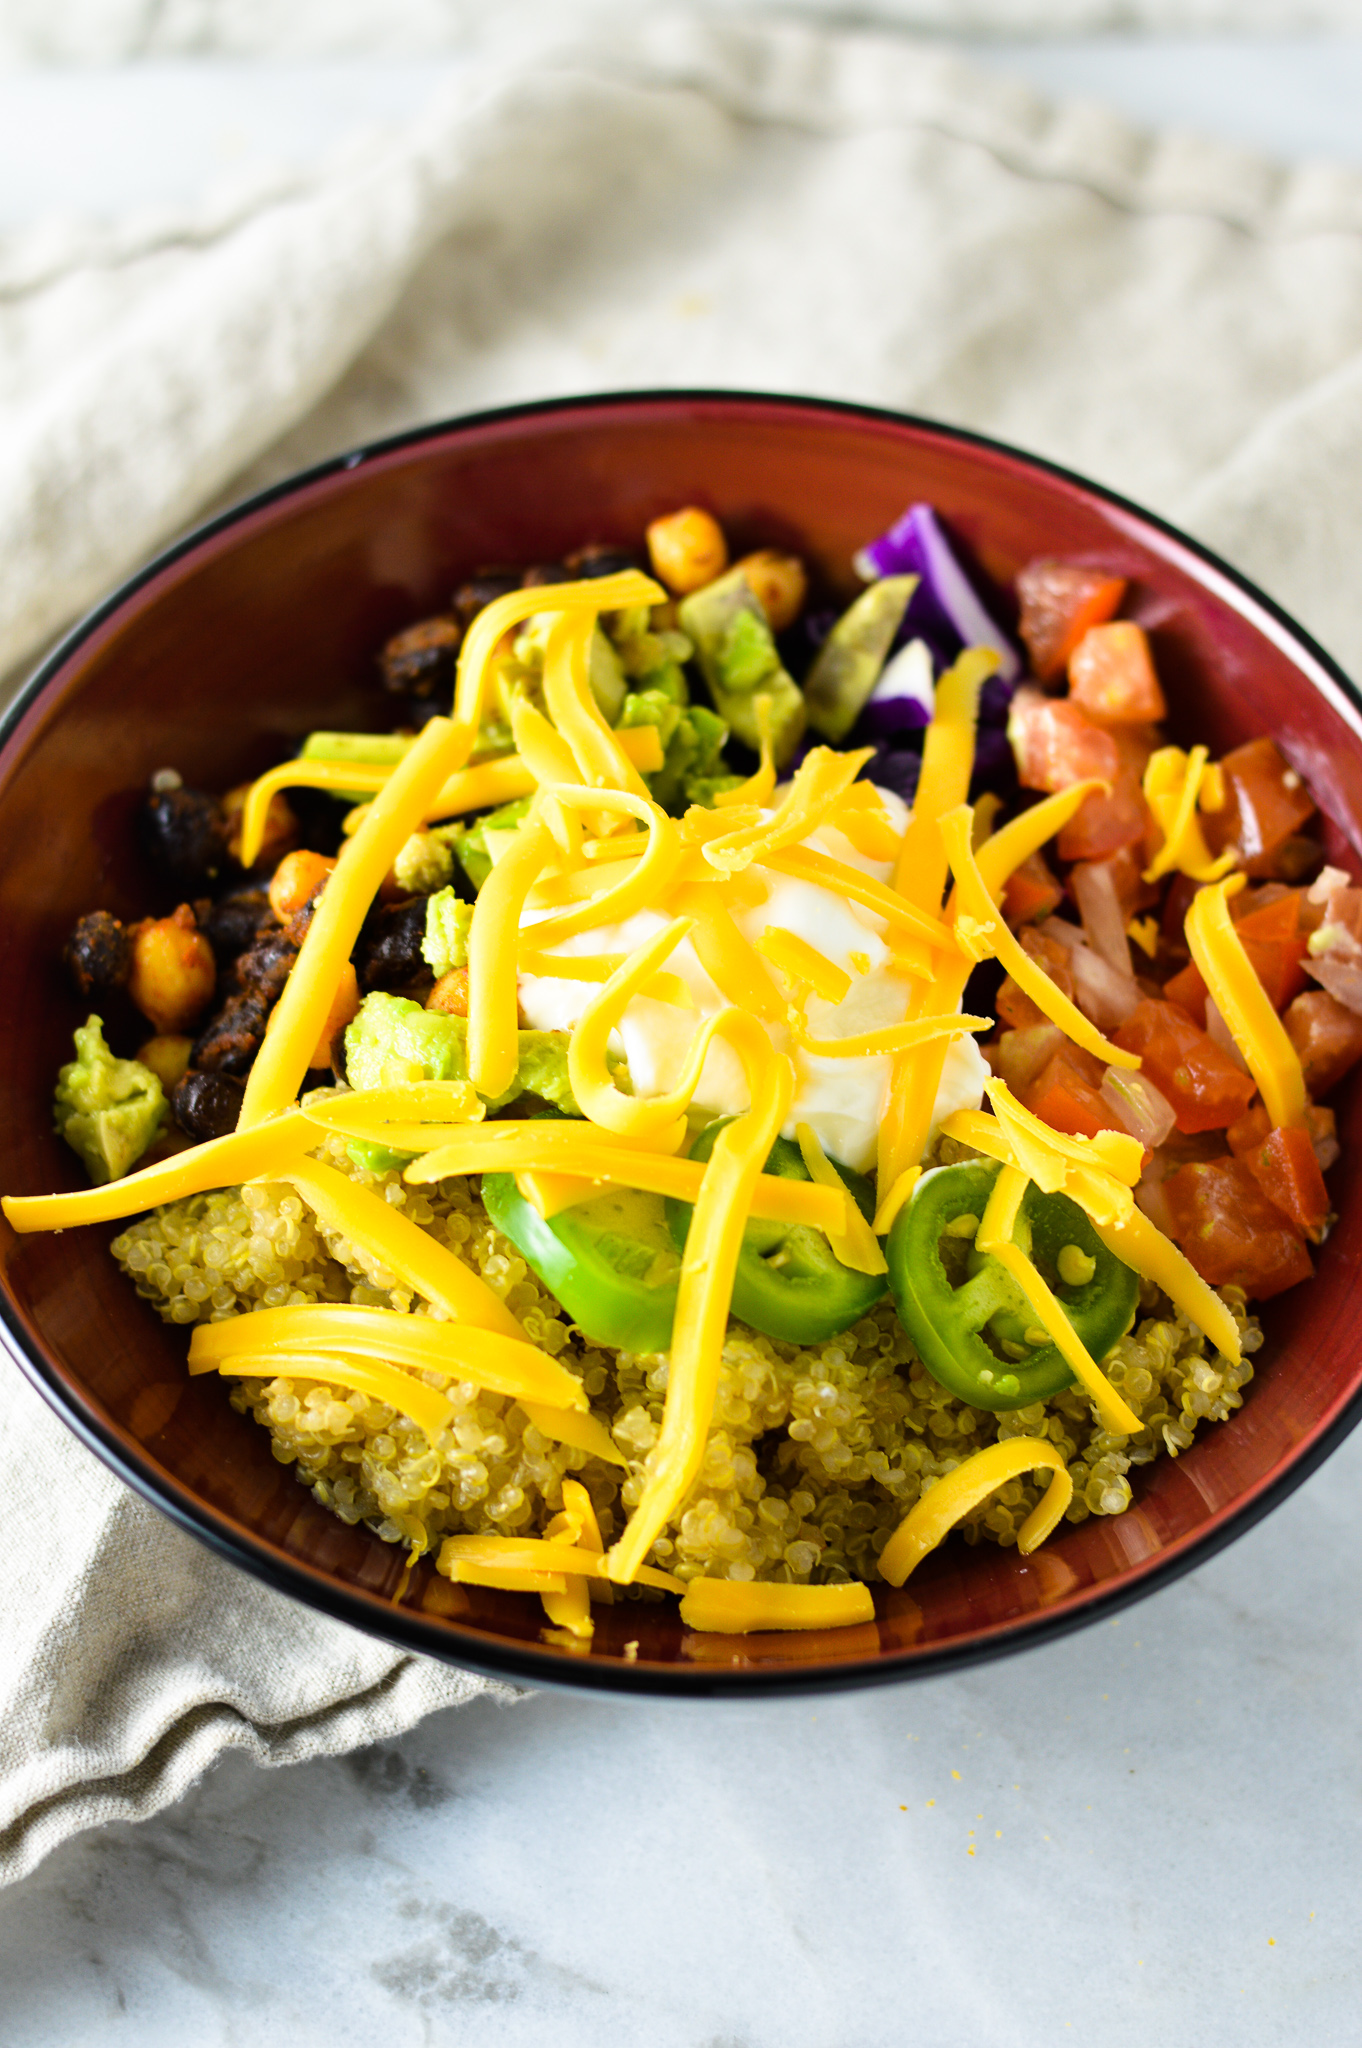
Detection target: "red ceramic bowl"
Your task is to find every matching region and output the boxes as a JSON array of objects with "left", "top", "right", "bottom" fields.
[{"left": 3, "top": 391, "right": 1361, "bottom": 1697}]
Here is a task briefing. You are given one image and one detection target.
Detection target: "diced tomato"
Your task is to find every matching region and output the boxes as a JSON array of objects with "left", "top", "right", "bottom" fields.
[
  {"left": 1002, "top": 847, "right": 1063, "bottom": 925},
  {"left": 1283, "top": 990, "right": 1362, "bottom": 1096},
  {"left": 1225, "top": 1101, "right": 1271, "bottom": 1157},
  {"left": 988, "top": 1024, "right": 1064, "bottom": 1093},
  {"left": 1203, "top": 737, "right": 1317, "bottom": 877},
  {"left": 1230, "top": 885, "right": 1301, "bottom": 932},
  {"left": 1016, "top": 559, "right": 1127, "bottom": 683},
  {"left": 1112, "top": 998, "right": 1257, "bottom": 1133},
  {"left": 1009, "top": 686, "right": 1118, "bottom": 794},
  {"left": 995, "top": 928, "right": 1075, "bottom": 1030},
  {"left": 1241, "top": 1125, "right": 1330, "bottom": 1239},
  {"left": 1020, "top": 1042, "right": 1126, "bottom": 1141},
  {"left": 1161, "top": 928, "right": 1306, "bottom": 1027},
  {"left": 1056, "top": 725, "right": 1156, "bottom": 864},
  {"left": 1068, "top": 621, "right": 1167, "bottom": 725},
  {"left": 1162, "top": 1156, "right": 1313, "bottom": 1299}
]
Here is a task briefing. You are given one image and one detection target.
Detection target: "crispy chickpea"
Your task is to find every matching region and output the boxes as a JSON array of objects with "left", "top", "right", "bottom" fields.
[
  {"left": 269, "top": 848, "right": 335, "bottom": 924},
  {"left": 136, "top": 1034, "right": 194, "bottom": 1092},
  {"left": 734, "top": 549, "right": 808, "bottom": 633},
  {"left": 127, "top": 905, "right": 216, "bottom": 1034},
  {"left": 223, "top": 784, "right": 299, "bottom": 871},
  {"left": 309, "top": 961, "right": 360, "bottom": 1072},
  {"left": 645, "top": 506, "right": 729, "bottom": 595},
  {"left": 426, "top": 968, "right": 470, "bottom": 1018}
]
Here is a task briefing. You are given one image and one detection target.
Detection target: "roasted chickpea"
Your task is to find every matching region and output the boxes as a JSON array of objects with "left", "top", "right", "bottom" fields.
[
  {"left": 136, "top": 1034, "right": 194, "bottom": 1092},
  {"left": 734, "top": 549, "right": 808, "bottom": 633},
  {"left": 268, "top": 848, "right": 335, "bottom": 924},
  {"left": 309, "top": 961, "right": 360, "bottom": 1072},
  {"left": 127, "top": 905, "right": 216, "bottom": 1034},
  {"left": 426, "top": 968, "right": 470, "bottom": 1017},
  {"left": 645, "top": 506, "right": 728, "bottom": 595}
]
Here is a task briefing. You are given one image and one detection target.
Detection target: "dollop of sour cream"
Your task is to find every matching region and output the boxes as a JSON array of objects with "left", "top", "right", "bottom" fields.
[{"left": 516, "top": 785, "right": 988, "bottom": 1173}]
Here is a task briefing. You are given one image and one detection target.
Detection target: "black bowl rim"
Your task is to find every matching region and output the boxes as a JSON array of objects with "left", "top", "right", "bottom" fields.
[{"left": 4, "top": 384, "right": 1362, "bottom": 1701}]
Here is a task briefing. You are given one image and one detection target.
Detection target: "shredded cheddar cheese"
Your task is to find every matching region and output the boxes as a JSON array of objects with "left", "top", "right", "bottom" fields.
[
  {"left": 520, "top": 1403, "right": 627, "bottom": 1468},
  {"left": 793, "top": 1122, "right": 886, "bottom": 1276},
  {"left": 879, "top": 1436, "right": 1073, "bottom": 1587},
  {"left": 756, "top": 926, "right": 852, "bottom": 1004},
  {"left": 196, "top": 1348, "right": 458, "bottom": 1443},
  {"left": 542, "top": 607, "right": 652, "bottom": 808},
  {"left": 893, "top": 645, "right": 997, "bottom": 910},
  {"left": 467, "top": 806, "right": 556, "bottom": 1100},
  {"left": 187, "top": 1303, "right": 588, "bottom": 1411},
  {"left": 541, "top": 1475, "right": 606, "bottom": 1639},
  {"left": 940, "top": 805, "right": 1140, "bottom": 1072},
  {"left": 438, "top": 1533, "right": 683, "bottom": 1595},
  {"left": 238, "top": 717, "right": 469, "bottom": 1130},
  {"left": 713, "top": 692, "right": 777, "bottom": 810},
  {"left": 273, "top": 1157, "right": 523, "bottom": 1338},
  {"left": 871, "top": 1165, "right": 922, "bottom": 1237},
  {"left": 608, "top": 1014, "right": 795, "bottom": 1585},
  {"left": 700, "top": 746, "right": 874, "bottom": 877},
  {"left": 402, "top": 1123, "right": 852, "bottom": 1234},
  {"left": 974, "top": 1163, "right": 1140, "bottom": 1436},
  {"left": 678, "top": 1580, "right": 875, "bottom": 1633},
  {"left": 1143, "top": 746, "right": 1238, "bottom": 885},
  {"left": 2, "top": 1107, "right": 313, "bottom": 1232},
  {"left": 1185, "top": 879, "right": 1306, "bottom": 1130},
  {"left": 450, "top": 571, "right": 664, "bottom": 753}
]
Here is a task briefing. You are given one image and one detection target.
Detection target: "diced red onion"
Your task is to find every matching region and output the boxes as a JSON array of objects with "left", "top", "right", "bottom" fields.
[
  {"left": 1068, "top": 945, "right": 1142, "bottom": 1031},
  {"left": 1205, "top": 997, "right": 1251, "bottom": 1071},
  {"left": 1101, "top": 1067, "right": 1177, "bottom": 1150},
  {"left": 860, "top": 637, "right": 934, "bottom": 739},
  {"left": 1306, "top": 953, "right": 1362, "bottom": 1016},
  {"left": 1038, "top": 917, "right": 1139, "bottom": 1030},
  {"left": 1071, "top": 860, "right": 1132, "bottom": 977},
  {"left": 853, "top": 503, "right": 1020, "bottom": 682},
  {"left": 1136, "top": 1153, "right": 1176, "bottom": 1236}
]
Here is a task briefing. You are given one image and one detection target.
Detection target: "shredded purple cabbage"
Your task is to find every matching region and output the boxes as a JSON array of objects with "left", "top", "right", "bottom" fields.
[
  {"left": 859, "top": 638, "right": 934, "bottom": 741},
  {"left": 854, "top": 502, "right": 1020, "bottom": 686}
]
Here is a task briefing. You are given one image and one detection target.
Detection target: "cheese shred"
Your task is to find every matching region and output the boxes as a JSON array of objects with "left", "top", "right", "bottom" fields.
[{"left": 878, "top": 1436, "right": 1073, "bottom": 1587}]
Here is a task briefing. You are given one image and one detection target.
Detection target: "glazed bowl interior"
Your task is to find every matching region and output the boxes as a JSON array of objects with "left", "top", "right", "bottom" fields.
[{"left": 3, "top": 391, "right": 1362, "bottom": 1696}]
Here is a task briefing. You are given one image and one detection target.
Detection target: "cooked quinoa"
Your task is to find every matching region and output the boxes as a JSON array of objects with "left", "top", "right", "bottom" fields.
[{"left": 111, "top": 1126, "right": 1262, "bottom": 1588}]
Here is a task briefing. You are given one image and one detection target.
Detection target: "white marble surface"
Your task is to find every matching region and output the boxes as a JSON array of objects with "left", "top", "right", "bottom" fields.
[{"left": 4, "top": 38, "right": 1362, "bottom": 2046}]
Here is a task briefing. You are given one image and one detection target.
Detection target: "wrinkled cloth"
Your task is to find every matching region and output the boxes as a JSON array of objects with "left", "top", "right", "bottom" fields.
[
  {"left": 7, "top": 7, "right": 1362, "bottom": 1886},
  {"left": 2, "top": 0, "right": 1361, "bottom": 65}
]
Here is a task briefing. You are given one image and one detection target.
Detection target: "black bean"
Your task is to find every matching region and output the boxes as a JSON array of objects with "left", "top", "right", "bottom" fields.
[
  {"left": 191, "top": 992, "right": 269, "bottom": 1075},
  {"left": 63, "top": 911, "right": 132, "bottom": 998},
  {"left": 138, "top": 787, "right": 230, "bottom": 885},
  {"left": 451, "top": 568, "right": 519, "bottom": 628},
  {"left": 171, "top": 1069, "right": 246, "bottom": 1142},
  {"left": 378, "top": 615, "right": 462, "bottom": 700},
  {"left": 234, "top": 927, "right": 298, "bottom": 1004},
  {"left": 564, "top": 543, "right": 644, "bottom": 579},
  {"left": 520, "top": 562, "right": 572, "bottom": 588},
  {"left": 200, "top": 888, "right": 272, "bottom": 965},
  {"left": 355, "top": 898, "right": 431, "bottom": 994}
]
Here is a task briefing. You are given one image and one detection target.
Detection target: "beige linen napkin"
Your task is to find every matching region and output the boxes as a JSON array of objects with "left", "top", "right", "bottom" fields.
[
  {"left": 3, "top": 0, "right": 1361, "bottom": 65},
  {"left": 7, "top": 8, "right": 1362, "bottom": 1885}
]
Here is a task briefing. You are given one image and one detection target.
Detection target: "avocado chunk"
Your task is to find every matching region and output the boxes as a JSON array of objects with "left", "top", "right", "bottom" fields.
[
  {"left": 421, "top": 888, "right": 474, "bottom": 976},
  {"left": 54, "top": 1015, "right": 167, "bottom": 1185},
  {"left": 616, "top": 691, "right": 742, "bottom": 814},
  {"left": 343, "top": 992, "right": 579, "bottom": 1114},
  {"left": 677, "top": 569, "right": 806, "bottom": 766},
  {"left": 802, "top": 575, "right": 918, "bottom": 742}
]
